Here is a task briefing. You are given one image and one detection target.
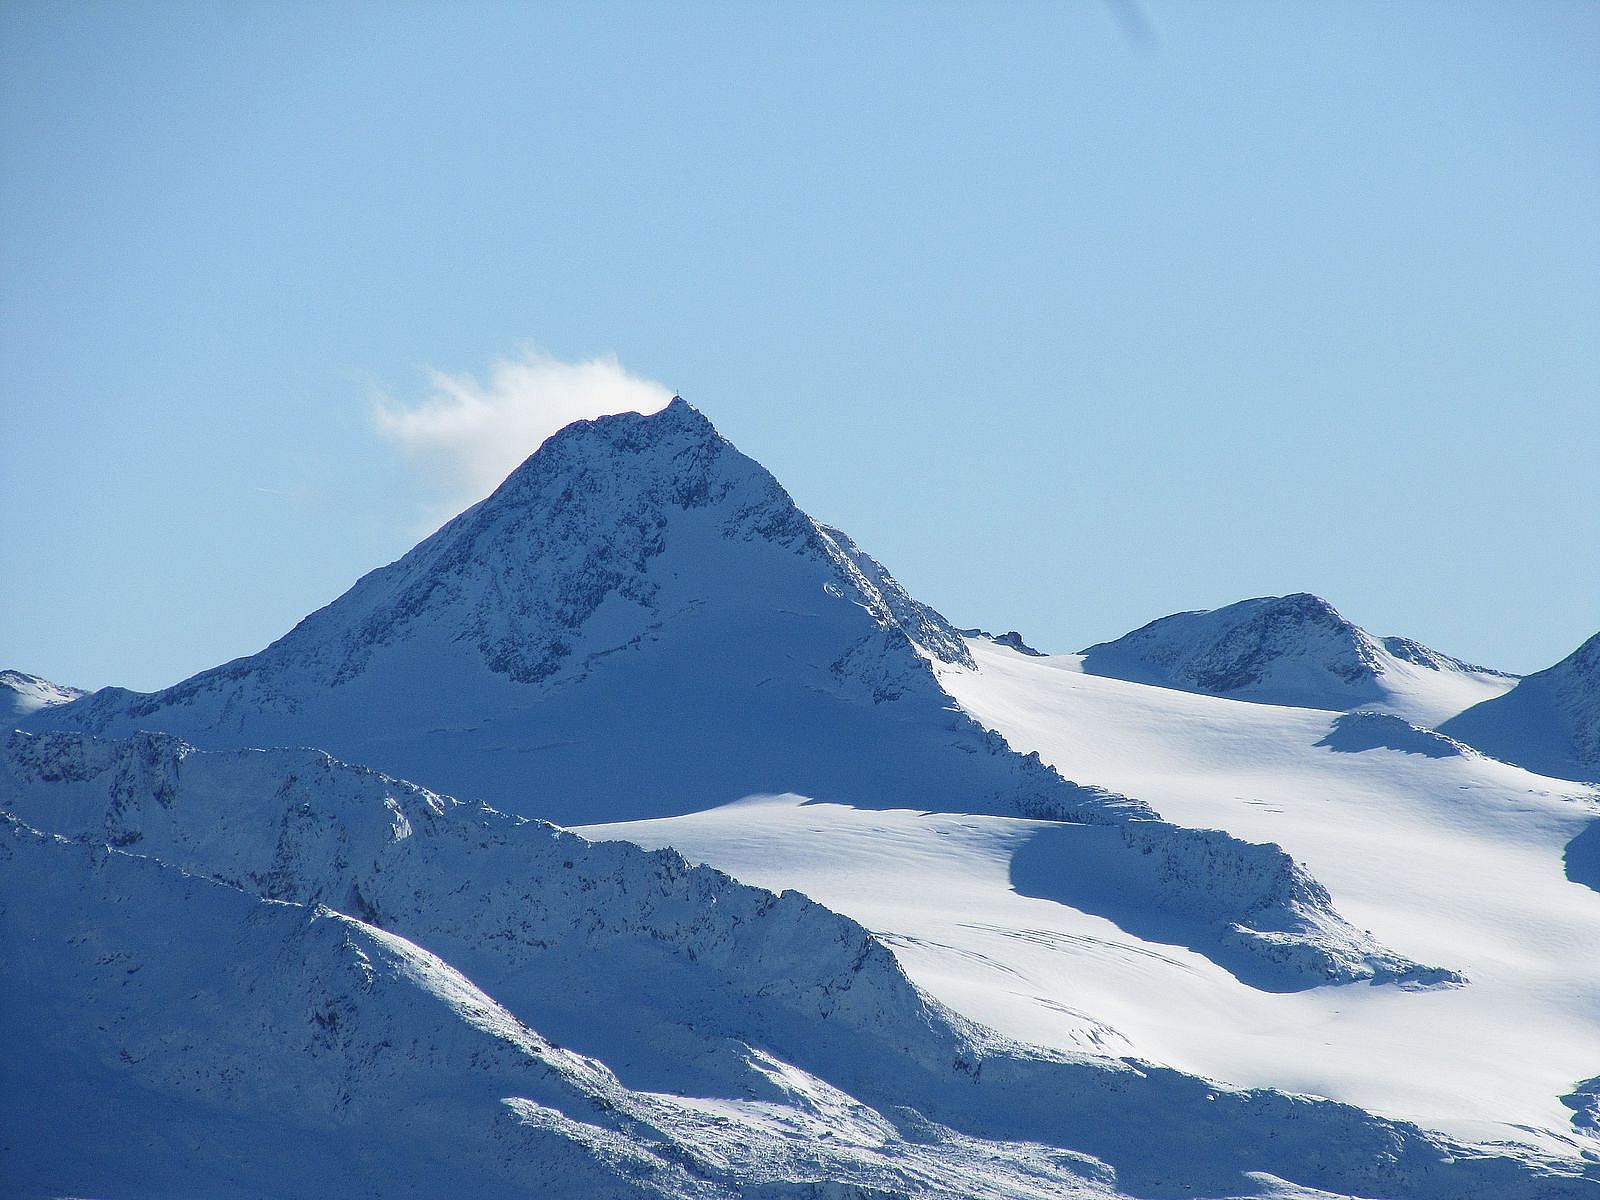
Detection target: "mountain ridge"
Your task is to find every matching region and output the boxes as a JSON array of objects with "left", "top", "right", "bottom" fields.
[
  {"left": 4, "top": 729, "right": 1580, "bottom": 1199},
  {"left": 1078, "top": 593, "right": 1515, "bottom": 726},
  {"left": 1441, "top": 629, "right": 1600, "bottom": 783}
]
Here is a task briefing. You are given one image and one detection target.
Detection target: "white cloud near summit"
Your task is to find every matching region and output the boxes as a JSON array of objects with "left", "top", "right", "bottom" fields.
[{"left": 376, "top": 352, "right": 673, "bottom": 516}]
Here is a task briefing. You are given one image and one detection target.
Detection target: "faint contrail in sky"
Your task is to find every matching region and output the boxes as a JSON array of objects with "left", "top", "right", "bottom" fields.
[{"left": 1103, "top": 0, "right": 1155, "bottom": 46}]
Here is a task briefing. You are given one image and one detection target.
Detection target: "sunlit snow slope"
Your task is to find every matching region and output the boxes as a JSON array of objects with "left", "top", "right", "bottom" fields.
[
  {"left": 937, "top": 638, "right": 1600, "bottom": 1148},
  {"left": 585, "top": 633, "right": 1600, "bottom": 1164},
  {"left": 0, "top": 669, "right": 83, "bottom": 722}
]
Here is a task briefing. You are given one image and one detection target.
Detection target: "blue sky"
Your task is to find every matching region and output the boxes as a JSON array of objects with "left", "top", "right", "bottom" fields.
[{"left": 3, "top": 1, "right": 1596, "bottom": 690}]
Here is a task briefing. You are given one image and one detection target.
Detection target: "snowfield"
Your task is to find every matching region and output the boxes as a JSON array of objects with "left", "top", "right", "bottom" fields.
[{"left": 586, "top": 635, "right": 1600, "bottom": 1156}]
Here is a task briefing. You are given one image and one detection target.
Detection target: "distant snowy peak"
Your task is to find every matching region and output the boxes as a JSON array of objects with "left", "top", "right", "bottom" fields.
[
  {"left": 1441, "top": 630, "right": 1600, "bottom": 783},
  {"left": 1, "top": 670, "right": 84, "bottom": 724},
  {"left": 1079, "top": 594, "right": 1512, "bottom": 722}
]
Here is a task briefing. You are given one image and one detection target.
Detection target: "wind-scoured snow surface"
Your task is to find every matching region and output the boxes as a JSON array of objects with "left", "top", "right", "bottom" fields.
[
  {"left": 1, "top": 668, "right": 84, "bottom": 722},
  {"left": 3, "top": 730, "right": 1590, "bottom": 1200},
  {"left": 26, "top": 401, "right": 1424, "bottom": 992},
  {"left": 1079, "top": 594, "right": 1515, "bottom": 726},
  {"left": 1442, "top": 631, "right": 1600, "bottom": 784}
]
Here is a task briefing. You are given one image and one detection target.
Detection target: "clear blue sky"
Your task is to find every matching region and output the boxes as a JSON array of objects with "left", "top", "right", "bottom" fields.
[{"left": 3, "top": 1, "right": 1596, "bottom": 691}]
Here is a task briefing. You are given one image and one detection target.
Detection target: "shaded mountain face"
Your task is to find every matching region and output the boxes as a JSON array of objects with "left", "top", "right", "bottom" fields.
[
  {"left": 1441, "top": 631, "right": 1600, "bottom": 783},
  {"left": 1079, "top": 594, "right": 1512, "bottom": 724},
  {"left": 1, "top": 669, "right": 83, "bottom": 724}
]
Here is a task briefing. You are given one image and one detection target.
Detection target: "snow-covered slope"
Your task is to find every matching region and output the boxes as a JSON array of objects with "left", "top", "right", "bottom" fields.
[
  {"left": 916, "top": 637, "right": 1600, "bottom": 1156},
  {"left": 1079, "top": 594, "right": 1515, "bottom": 726},
  {"left": 0, "top": 727, "right": 954, "bottom": 1105},
  {"left": 4, "top": 814, "right": 1135, "bottom": 1200},
  {"left": 1, "top": 668, "right": 83, "bottom": 724},
  {"left": 1442, "top": 630, "right": 1600, "bottom": 784},
  {"left": 4, "top": 730, "right": 1589, "bottom": 1200},
  {"left": 26, "top": 402, "right": 1431, "bottom": 992}
]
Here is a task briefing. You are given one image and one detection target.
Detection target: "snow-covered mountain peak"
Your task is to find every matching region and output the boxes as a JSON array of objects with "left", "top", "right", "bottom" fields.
[
  {"left": 1078, "top": 593, "right": 1513, "bottom": 724},
  {"left": 299, "top": 395, "right": 831, "bottom": 687},
  {"left": 1, "top": 669, "right": 84, "bottom": 724},
  {"left": 482, "top": 396, "right": 795, "bottom": 553},
  {"left": 1082, "top": 593, "right": 1380, "bottom": 695},
  {"left": 475, "top": 398, "right": 972, "bottom": 669},
  {"left": 45, "top": 401, "right": 973, "bottom": 746}
]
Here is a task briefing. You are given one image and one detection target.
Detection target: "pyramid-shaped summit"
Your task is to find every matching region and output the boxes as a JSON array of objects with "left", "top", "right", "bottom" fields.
[{"left": 35, "top": 400, "right": 993, "bottom": 819}]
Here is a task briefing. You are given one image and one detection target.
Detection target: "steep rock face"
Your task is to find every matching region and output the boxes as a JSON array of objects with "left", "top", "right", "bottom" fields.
[
  {"left": 1080, "top": 594, "right": 1511, "bottom": 721},
  {"left": 1, "top": 669, "right": 83, "bottom": 724},
  {"left": 814, "top": 523, "right": 974, "bottom": 668},
  {"left": 1441, "top": 631, "right": 1600, "bottom": 783}
]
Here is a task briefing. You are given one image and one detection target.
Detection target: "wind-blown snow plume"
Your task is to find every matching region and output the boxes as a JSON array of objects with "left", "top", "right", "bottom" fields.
[{"left": 376, "top": 351, "right": 673, "bottom": 517}]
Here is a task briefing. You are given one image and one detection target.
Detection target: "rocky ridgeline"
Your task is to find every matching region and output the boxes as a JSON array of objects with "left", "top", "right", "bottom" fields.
[{"left": 4, "top": 815, "right": 1122, "bottom": 1200}]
